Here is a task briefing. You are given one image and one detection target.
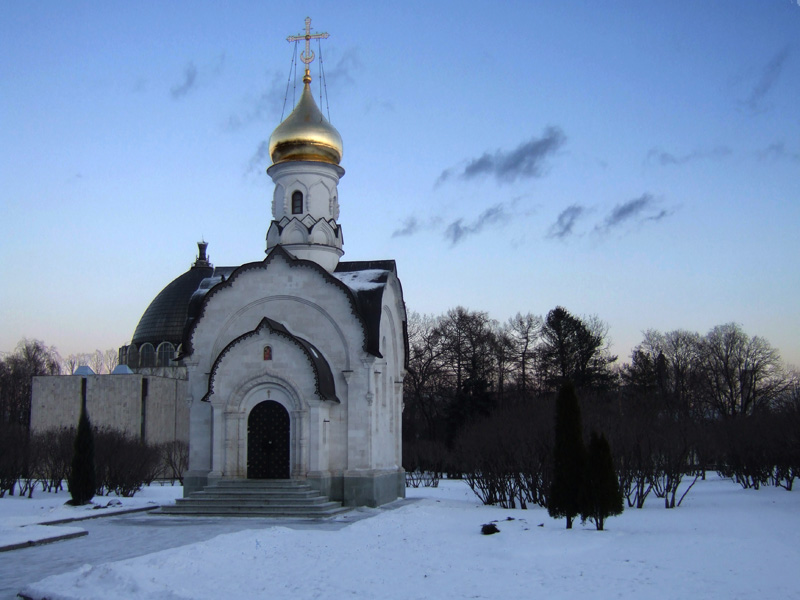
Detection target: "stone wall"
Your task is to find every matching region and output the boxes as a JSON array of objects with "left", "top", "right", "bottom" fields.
[{"left": 31, "top": 374, "right": 188, "bottom": 446}]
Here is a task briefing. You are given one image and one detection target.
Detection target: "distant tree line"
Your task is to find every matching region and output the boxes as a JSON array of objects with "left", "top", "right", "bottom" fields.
[{"left": 403, "top": 306, "right": 800, "bottom": 510}]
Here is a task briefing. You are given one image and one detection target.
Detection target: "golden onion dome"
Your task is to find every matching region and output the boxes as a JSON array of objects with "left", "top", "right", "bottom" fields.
[{"left": 268, "top": 74, "right": 343, "bottom": 165}]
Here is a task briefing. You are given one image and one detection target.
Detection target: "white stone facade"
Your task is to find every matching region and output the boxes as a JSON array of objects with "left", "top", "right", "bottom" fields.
[{"left": 183, "top": 247, "right": 407, "bottom": 507}]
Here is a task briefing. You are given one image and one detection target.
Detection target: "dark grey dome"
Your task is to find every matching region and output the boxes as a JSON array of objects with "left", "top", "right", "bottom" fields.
[
  {"left": 131, "top": 242, "right": 219, "bottom": 348},
  {"left": 132, "top": 264, "right": 214, "bottom": 347}
]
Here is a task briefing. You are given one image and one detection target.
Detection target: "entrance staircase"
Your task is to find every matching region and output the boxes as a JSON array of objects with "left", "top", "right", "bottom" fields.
[{"left": 159, "top": 479, "right": 349, "bottom": 518}]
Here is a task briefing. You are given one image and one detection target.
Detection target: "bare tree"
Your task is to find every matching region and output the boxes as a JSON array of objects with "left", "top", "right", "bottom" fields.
[
  {"left": 103, "top": 349, "right": 119, "bottom": 374},
  {"left": 698, "top": 323, "right": 787, "bottom": 417},
  {"left": 506, "top": 312, "right": 542, "bottom": 396},
  {"left": 490, "top": 324, "right": 515, "bottom": 400},
  {"left": 436, "top": 307, "right": 497, "bottom": 395},
  {"left": 403, "top": 312, "right": 448, "bottom": 441},
  {"left": 89, "top": 350, "right": 105, "bottom": 375},
  {"left": 638, "top": 329, "right": 703, "bottom": 414},
  {"left": 64, "top": 354, "right": 80, "bottom": 375},
  {"left": 0, "top": 339, "right": 61, "bottom": 428},
  {"left": 435, "top": 307, "right": 499, "bottom": 441}
]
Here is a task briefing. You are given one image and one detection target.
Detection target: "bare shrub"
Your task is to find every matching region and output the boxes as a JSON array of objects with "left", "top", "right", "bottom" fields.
[
  {"left": 403, "top": 439, "right": 447, "bottom": 487},
  {"left": 159, "top": 440, "right": 189, "bottom": 485},
  {"left": 0, "top": 423, "right": 28, "bottom": 497},
  {"left": 31, "top": 428, "right": 74, "bottom": 493},
  {"left": 649, "top": 416, "right": 699, "bottom": 508},
  {"left": 453, "top": 397, "right": 553, "bottom": 509},
  {"left": 94, "top": 428, "right": 161, "bottom": 497}
]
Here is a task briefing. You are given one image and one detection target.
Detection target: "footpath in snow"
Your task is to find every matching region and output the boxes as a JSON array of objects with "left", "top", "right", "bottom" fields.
[
  {"left": 6, "top": 475, "right": 800, "bottom": 600},
  {"left": 0, "top": 484, "right": 182, "bottom": 552}
]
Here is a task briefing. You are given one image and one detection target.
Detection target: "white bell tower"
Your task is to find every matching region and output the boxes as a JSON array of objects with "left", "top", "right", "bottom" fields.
[{"left": 265, "top": 18, "right": 345, "bottom": 273}]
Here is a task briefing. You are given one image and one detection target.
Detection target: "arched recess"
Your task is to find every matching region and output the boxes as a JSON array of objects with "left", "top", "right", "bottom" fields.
[
  {"left": 308, "top": 180, "right": 332, "bottom": 216},
  {"left": 309, "top": 219, "right": 336, "bottom": 245},
  {"left": 203, "top": 316, "right": 340, "bottom": 404},
  {"left": 234, "top": 379, "right": 307, "bottom": 480},
  {"left": 272, "top": 183, "right": 285, "bottom": 217},
  {"left": 282, "top": 219, "right": 308, "bottom": 245}
]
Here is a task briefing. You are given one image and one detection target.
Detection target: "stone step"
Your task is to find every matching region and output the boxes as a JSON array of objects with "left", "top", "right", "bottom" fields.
[
  {"left": 166, "top": 501, "right": 343, "bottom": 512},
  {"left": 214, "top": 479, "right": 310, "bottom": 489},
  {"left": 213, "top": 478, "right": 301, "bottom": 486},
  {"left": 173, "top": 496, "right": 331, "bottom": 506},
  {"left": 161, "top": 507, "right": 347, "bottom": 518},
  {"left": 191, "top": 489, "right": 321, "bottom": 498},
  {"left": 159, "top": 478, "right": 348, "bottom": 518},
  {"left": 162, "top": 503, "right": 347, "bottom": 517}
]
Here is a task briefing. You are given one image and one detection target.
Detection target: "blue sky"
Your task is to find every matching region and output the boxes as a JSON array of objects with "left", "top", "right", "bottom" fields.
[{"left": 1, "top": 1, "right": 798, "bottom": 367}]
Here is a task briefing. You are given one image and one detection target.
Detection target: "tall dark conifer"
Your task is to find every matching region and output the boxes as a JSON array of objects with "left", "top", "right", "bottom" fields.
[
  {"left": 548, "top": 380, "right": 586, "bottom": 529},
  {"left": 68, "top": 395, "right": 96, "bottom": 506},
  {"left": 582, "top": 431, "right": 623, "bottom": 530}
]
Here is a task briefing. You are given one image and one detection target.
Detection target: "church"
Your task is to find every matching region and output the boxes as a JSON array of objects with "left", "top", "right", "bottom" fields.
[
  {"left": 178, "top": 24, "right": 407, "bottom": 507},
  {"left": 36, "top": 21, "right": 408, "bottom": 509}
]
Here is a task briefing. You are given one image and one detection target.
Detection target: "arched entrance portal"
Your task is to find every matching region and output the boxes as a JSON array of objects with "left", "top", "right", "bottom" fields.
[{"left": 247, "top": 400, "right": 290, "bottom": 479}]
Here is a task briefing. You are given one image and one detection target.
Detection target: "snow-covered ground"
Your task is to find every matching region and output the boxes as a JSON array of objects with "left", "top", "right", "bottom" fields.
[
  {"left": 0, "top": 484, "right": 182, "bottom": 550},
  {"left": 5, "top": 475, "right": 798, "bottom": 600}
]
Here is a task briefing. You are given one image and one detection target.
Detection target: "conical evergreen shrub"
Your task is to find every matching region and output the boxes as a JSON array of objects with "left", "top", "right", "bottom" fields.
[
  {"left": 68, "top": 401, "right": 96, "bottom": 506},
  {"left": 582, "top": 430, "right": 623, "bottom": 530},
  {"left": 548, "top": 380, "right": 586, "bottom": 529}
]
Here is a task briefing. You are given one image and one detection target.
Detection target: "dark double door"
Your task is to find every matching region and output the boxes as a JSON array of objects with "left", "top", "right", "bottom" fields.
[{"left": 247, "top": 400, "right": 290, "bottom": 479}]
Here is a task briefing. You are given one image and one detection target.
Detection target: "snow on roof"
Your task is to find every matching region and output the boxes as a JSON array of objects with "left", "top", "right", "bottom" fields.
[{"left": 333, "top": 269, "right": 388, "bottom": 291}]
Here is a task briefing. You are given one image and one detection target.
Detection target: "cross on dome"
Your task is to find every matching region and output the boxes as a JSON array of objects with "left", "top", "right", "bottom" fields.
[{"left": 287, "top": 17, "right": 329, "bottom": 83}]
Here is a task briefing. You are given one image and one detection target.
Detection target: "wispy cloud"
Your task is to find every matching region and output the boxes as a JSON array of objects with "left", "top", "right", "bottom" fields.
[
  {"left": 322, "top": 48, "right": 362, "bottom": 90},
  {"left": 646, "top": 146, "right": 731, "bottom": 166},
  {"left": 226, "top": 71, "right": 284, "bottom": 131},
  {"left": 245, "top": 140, "right": 271, "bottom": 175},
  {"left": 603, "top": 195, "right": 654, "bottom": 228},
  {"left": 744, "top": 46, "right": 790, "bottom": 113},
  {"left": 171, "top": 62, "right": 198, "bottom": 99},
  {"left": 444, "top": 203, "right": 510, "bottom": 245},
  {"left": 392, "top": 217, "right": 421, "bottom": 238},
  {"left": 758, "top": 141, "right": 800, "bottom": 162},
  {"left": 437, "top": 127, "right": 566, "bottom": 185},
  {"left": 169, "top": 54, "right": 225, "bottom": 100},
  {"left": 595, "top": 193, "right": 672, "bottom": 233},
  {"left": 547, "top": 205, "right": 586, "bottom": 239},
  {"left": 548, "top": 195, "right": 673, "bottom": 241}
]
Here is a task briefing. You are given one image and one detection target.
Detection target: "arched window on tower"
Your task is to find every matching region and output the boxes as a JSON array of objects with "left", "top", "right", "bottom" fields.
[
  {"left": 126, "top": 344, "right": 139, "bottom": 368},
  {"left": 140, "top": 343, "right": 156, "bottom": 368},
  {"left": 157, "top": 342, "right": 175, "bottom": 367},
  {"left": 291, "top": 190, "right": 303, "bottom": 215}
]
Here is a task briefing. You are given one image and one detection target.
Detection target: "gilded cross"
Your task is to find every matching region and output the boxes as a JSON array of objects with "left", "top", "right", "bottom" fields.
[{"left": 287, "top": 17, "right": 329, "bottom": 70}]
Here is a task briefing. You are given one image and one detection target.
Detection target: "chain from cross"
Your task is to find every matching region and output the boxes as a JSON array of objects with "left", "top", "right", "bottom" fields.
[{"left": 287, "top": 17, "right": 329, "bottom": 67}]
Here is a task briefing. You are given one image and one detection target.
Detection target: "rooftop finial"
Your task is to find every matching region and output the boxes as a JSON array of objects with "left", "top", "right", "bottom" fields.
[
  {"left": 195, "top": 240, "right": 210, "bottom": 267},
  {"left": 287, "top": 17, "right": 329, "bottom": 84}
]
